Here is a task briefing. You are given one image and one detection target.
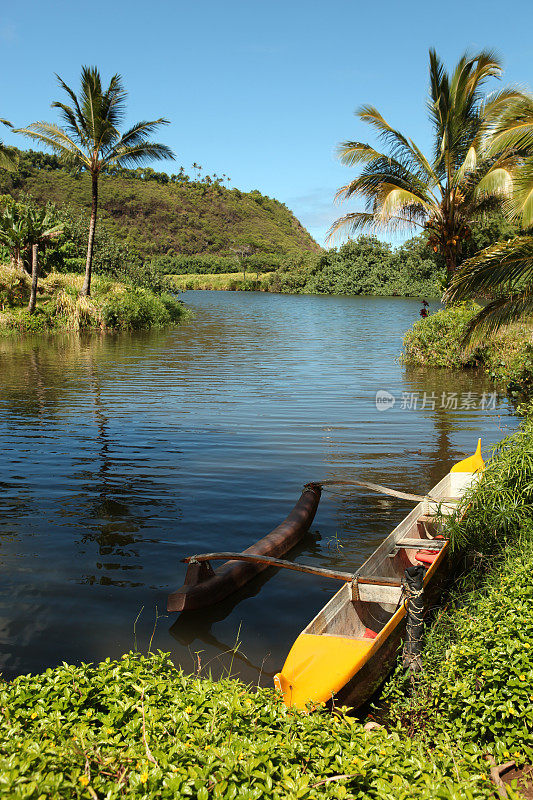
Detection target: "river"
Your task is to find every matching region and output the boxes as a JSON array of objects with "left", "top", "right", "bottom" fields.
[{"left": 0, "top": 291, "right": 517, "bottom": 684}]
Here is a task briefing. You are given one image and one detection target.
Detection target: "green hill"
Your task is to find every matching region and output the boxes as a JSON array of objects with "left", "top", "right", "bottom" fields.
[{"left": 0, "top": 150, "right": 320, "bottom": 260}]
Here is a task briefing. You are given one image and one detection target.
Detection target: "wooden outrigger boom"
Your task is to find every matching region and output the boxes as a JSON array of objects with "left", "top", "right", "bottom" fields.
[
  {"left": 168, "top": 439, "right": 485, "bottom": 712},
  {"left": 167, "top": 483, "right": 322, "bottom": 612}
]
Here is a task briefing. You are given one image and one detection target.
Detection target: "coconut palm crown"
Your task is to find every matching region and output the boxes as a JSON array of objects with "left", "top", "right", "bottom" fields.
[
  {"left": 445, "top": 93, "right": 533, "bottom": 339},
  {"left": 16, "top": 67, "right": 175, "bottom": 295},
  {"left": 329, "top": 50, "right": 522, "bottom": 276}
]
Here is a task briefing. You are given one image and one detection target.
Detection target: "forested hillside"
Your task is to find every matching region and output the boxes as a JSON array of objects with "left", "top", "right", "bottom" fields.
[{"left": 0, "top": 150, "right": 320, "bottom": 259}]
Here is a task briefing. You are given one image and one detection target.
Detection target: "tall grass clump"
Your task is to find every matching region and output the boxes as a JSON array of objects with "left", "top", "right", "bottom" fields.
[{"left": 447, "top": 418, "right": 533, "bottom": 554}]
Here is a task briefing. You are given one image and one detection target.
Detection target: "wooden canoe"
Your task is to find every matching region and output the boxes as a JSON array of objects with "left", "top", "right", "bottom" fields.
[
  {"left": 273, "top": 440, "right": 485, "bottom": 710},
  {"left": 167, "top": 483, "right": 322, "bottom": 612}
]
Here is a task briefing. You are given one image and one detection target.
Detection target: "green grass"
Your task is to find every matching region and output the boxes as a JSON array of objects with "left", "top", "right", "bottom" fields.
[{"left": 171, "top": 272, "right": 266, "bottom": 291}]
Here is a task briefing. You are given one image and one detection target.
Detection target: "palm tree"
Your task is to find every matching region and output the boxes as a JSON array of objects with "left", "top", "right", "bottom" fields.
[
  {"left": 0, "top": 118, "right": 17, "bottom": 171},
  {"left": 445, "top": 94, "right": 533, "bottom": 338},
  {"left": 16, "top": 67, "right": 174, "bottom": 296},
  {"left": 329, "top": 50, "right": 521, "bottom": 277}
]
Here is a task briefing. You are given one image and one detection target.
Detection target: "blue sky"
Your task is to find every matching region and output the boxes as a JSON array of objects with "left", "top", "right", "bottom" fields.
[{"left": 1, "top": 0, "right": 531, "bottom": 247}]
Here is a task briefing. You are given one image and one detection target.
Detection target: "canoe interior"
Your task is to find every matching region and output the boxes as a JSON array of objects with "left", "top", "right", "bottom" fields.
[
  {"left": 275, "top": 449, "right": 484, "bottom": 709},
  {"left": 303, "top": 471, "right": 476, "bottom": 641}
]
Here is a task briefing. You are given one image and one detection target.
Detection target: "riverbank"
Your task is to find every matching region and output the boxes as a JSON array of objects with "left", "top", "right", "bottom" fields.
[
  {"left": 402, "top": 304, "right": 533, "bottom": 401},
  {"left": 0, "top": 267, "right": 188, "bottom": 334},
  {"left": 2, "top": 419, "right": 531, "bottom": 799}
]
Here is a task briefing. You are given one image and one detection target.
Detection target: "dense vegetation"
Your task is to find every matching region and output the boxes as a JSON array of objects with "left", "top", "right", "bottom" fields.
[
  {"left": 383, "top": 420, "right": 533, "bottom": 789},
  {"left": 0, "top": 148, "right": 320, "bottom": 263},
  {"left": 402, "top": 304, "right": 533, "bottom": 399},
  {"left": 0, "top": 267, "right": 187, "bottom": 334}
]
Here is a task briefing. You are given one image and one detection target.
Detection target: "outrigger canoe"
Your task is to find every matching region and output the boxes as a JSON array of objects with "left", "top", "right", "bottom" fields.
[{"left": 273, "top": 441, "right": 485, "bottom": 710}]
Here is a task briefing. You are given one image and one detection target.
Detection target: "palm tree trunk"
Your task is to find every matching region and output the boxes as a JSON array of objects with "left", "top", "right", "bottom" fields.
[
  {"left": 28, "top": 244, "right": 38, "bottom": 314},
  {"left": 82, "top": 171, "right": 98, "bottom": 297}
]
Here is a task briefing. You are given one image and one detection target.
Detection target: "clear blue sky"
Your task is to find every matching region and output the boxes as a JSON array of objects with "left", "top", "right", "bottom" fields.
[{"left": 1, "top": 0, "right": 531, "bottom": 247}]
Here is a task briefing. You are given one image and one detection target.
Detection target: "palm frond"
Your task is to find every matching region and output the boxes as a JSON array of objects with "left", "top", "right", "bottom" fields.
[
  {"left": 327, "top": 207, "right": 425, "bottom": 242},
  {"left": 445, "top": 236, "right": 533, "bottom": 300},
  {"left": 461, "top": 292, "right": 533, "bottom": 343},
  {"left": 473, "top": 166, "right": 514, "bottom": 198},
  {"left": 111, "top": 119, "right": 171, "bottom": 150},
  {"left": 15, "top": 122, "right": 89, "bottom": 166},
  {"left": 105, "top": 141, "right": 174, "bottom": 167}
]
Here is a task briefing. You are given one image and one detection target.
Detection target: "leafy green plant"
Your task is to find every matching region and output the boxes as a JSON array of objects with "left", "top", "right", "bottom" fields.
[
  {"left": 383, "top": 419, "right": 533, "bottom": 771},
  {"left": 0, "top": 650, "right": 508, "bottom": 799}
]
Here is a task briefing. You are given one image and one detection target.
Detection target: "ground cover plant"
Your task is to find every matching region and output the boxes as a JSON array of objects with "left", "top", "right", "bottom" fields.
[{"left": 0, "top": 650, "right": 514, "bottom": 800}]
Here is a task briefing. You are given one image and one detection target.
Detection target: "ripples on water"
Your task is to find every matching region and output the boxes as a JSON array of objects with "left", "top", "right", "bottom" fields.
[{"left": 0, "top": 291, "right": 517, "bottom": 683}]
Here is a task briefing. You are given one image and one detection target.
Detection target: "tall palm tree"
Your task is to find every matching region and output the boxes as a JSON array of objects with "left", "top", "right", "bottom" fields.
[
  {"left": 329, "top": 50, "right": 521, "bottom": 276},
  {"left": 445, "top": 94, "right": 533, "bottom": 338},
  {"left": 16, "top": 67, "right": 174, "bottom": 296},
  {"left": 0, "top": 118, "right": 17, "bottom": 171}
]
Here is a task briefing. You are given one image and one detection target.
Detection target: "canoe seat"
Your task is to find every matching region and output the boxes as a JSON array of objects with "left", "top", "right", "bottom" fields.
[{"left": 415, "top": 550, "right": 439, "bottom": 565}]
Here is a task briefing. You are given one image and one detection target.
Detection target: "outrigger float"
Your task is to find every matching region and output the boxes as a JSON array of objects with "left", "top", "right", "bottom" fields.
[{"left": 168, "top": 441, "right": 484, "bottom": 710}]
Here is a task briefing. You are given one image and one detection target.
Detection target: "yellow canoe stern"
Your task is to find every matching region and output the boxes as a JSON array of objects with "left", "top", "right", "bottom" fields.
[
  {"left": 274, "top": 633, "right": 374, "bottom": 709},
  {"left": 451, "top": 438, "right": 484, "bottom": 473}
]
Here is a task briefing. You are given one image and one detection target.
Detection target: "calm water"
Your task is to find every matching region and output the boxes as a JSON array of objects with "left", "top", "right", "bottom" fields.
[{"left": 0, "top": 291, "right": 516, "bottom": 684}]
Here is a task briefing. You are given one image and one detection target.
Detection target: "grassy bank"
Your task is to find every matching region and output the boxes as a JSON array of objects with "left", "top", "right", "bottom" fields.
[
  {"left": 0, "top": 267, "right": 188, "bottom": 334},
  {"left": 402, "top": 304, "right": 533, "bottom": 399},
  {"left": 1, "top": 424, "right": 532, "bottom": 798},
  {"left": 171, "top": 272, "right": 266, "bottom": 291}
]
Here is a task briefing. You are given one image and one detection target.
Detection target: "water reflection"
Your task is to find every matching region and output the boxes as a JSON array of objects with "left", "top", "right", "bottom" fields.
[{"left": 0, "top": 292, "right": 517, "bottom": 679}]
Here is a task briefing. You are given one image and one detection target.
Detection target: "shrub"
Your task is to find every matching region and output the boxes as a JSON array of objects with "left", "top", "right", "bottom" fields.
[
  {"left": 101, "top": 288, "right": 185, "bottom": 331},
  {"left": 402, "top": 304, "right": 484, "bottom": 368},
  {"left": 0, "top": 264, "right": 31, "bottom": 308}
]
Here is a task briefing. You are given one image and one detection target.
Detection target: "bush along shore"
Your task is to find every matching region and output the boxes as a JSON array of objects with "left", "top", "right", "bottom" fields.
[
  {"left": 1, "top": 421, "right": 532, "bottom": 799},
  {"left": 402, "top": 303, "right": 533, "bottom": 401},
  {"left": 0, "top": 266, "right": 188, "bottom": 334}
]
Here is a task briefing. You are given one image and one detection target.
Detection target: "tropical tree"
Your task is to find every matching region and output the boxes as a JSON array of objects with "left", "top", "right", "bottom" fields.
[
  {"left": 25, "top": 205, "right": 64, "bottom": 313},
  {"left": 0, "top": 118, "right": 17, "bottom": 171},
  {"left": 445, "top": 93, "right": 533, "bottom": 338},
  {"left": 16, "top": 67, "right": 174, "bottom": 296},
  {"left": 0, "top": 202, "right": 28, "bottom": 270},
  {"left": 329, "top": 50, "right": 522, "bottom": 277}
]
